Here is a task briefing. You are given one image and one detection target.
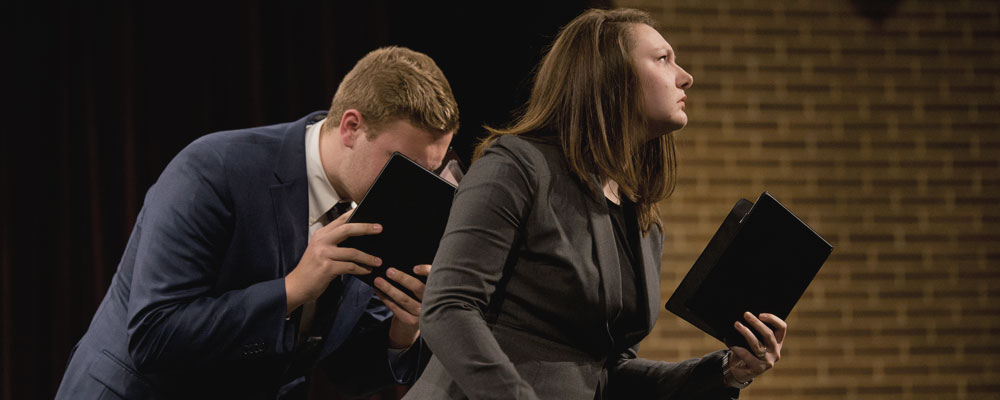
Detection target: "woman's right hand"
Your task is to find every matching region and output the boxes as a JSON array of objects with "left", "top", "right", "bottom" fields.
[{"left": 727, "top": 311, "right": 787, "bottom": 384}]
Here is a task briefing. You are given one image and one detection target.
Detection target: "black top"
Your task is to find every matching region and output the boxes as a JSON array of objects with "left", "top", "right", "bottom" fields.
[{"left": 607, "top": 198, "right": 645, "bottom": 349}]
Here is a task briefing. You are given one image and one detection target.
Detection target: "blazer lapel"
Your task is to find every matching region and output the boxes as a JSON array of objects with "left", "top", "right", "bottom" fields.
[
  {"left": 270, "top": 182, "right": 307, "bottom": 276},
  {"left": 636, "top": 225, "right": 662, "bottom": 333},
  {"left": 270, "top": 112, "right": 326, "bottom": 276},
  {"left": 584, "top": 176, "right": 623, "bottom": 325}
]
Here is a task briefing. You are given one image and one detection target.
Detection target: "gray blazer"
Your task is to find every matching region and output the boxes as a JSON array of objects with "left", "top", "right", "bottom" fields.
[{"left": 405, "top": 135, "right": 737, "bottom": 399}]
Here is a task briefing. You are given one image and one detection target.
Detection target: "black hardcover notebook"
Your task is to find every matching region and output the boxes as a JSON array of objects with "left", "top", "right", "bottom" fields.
[
  {"left": 340, "top": 152, "right": 457, "bottom": 299},
  {"left": 665, "top": 192, "right": 832, "bottom": 350}
]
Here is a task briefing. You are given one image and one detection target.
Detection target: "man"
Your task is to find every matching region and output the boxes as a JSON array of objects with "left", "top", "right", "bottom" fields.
[{"left": 55, "top": 46, "right": 459, "bottom": 399}]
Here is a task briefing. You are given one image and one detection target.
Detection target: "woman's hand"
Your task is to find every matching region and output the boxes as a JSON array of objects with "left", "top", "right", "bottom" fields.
[{"left": 727, "top": 311, "right": 787, "bottom": 384}]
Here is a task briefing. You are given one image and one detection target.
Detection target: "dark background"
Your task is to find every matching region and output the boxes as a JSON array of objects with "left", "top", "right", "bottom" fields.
[{"left": 1, "top": 1, "right": 601, "bottom": 398}]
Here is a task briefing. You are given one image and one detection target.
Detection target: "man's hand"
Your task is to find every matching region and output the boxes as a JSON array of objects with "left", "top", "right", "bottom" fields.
[
  {"left": 285, "top": 210, "right": 383, "bottom": 314},
  {"left": 374, "top": 264, "right": 431, "bottom": 349},
  {"left": 727, "top": 311, "right": 787, "bottom": 384}
]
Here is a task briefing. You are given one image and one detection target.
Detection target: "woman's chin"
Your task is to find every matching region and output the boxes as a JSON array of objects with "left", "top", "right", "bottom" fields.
[{"left": 646, "top": 121, "right": 686, "bottom": 141}]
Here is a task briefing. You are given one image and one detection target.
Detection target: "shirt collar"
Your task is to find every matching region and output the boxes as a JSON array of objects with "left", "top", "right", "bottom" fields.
[{"left": 305, "top": 118, "right": 348, "bottom": 225}]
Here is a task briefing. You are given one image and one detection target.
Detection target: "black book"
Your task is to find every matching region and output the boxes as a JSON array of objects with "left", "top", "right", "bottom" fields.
[
  {"left": 340, "top": 152, "right": 458, "bottom": 299},
  {"left": 665, "top": 192, "right": 833, "bottom": 350}
]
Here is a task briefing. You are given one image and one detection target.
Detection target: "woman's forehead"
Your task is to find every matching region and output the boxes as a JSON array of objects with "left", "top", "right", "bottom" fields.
[{"left": 631, "top": 24, "right": 672, "bottom": 52}]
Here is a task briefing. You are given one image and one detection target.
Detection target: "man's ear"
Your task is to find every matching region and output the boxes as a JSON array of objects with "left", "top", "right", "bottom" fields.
[{"left": 337, "top": 109, "right": 365, "bottom": 149}]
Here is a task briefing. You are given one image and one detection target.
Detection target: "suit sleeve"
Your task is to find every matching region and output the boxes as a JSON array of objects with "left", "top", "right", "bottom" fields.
[
  {"left": 319, "top": 290, "right": 431, "bottom": 397},
  {"left": 605, "top": 347, "right": 739, "bottom": 399},
  {"left": 125, "top": 138, "right": 293, "bottom": 371},
  {"left": 418, "top": 139, "right": 542, "bottom": 400}
]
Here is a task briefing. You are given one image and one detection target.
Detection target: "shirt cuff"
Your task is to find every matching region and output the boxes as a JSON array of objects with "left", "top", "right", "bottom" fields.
[{"left": 387, "top": 345, "right": 413, "bottom": 382}]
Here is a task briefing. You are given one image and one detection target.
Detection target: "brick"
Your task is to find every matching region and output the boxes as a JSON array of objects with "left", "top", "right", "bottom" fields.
[
  {"left": 963, "top": 346, "right": 1000, "bottom": 355},
  {"left": 967, "top": 383, "right": 1000, "bottom": 393},
  {"left": 871, "top": 141, "right": 917, "bottom": 150},
  {"left": 853, "top": 308, "right": 896, "bottom": 319},
  {"left": 959, "top": 308, "right": 1000, "bottom": 318},
  {"left": 877, "top": 253, "right": 923, "bottom": 262},
  {"left": 829, "top": 366, "right": 875, "bottom": 376},
  {"left": 882, "top": 327, "right": 928, "bottom": 337},
  {"left": 874, "top": 215, "right": 919, "bottom": 224},
  {"left": 912, "top": 384, "right": 959, "bottom": 394},
  {"left": 930, "top": 289, "right": 979, "bottom": 299},
  {"left": 954, "top": 160, "right": 999, "bottom": 169},
  {"left": 903, "top": 271, "right": 949, "bottom": 280},
  {"left": 936, "top": 327, "right": 990, "bottom": 337},
  {"left": 878, "top": 289, "right": 923, "bottom": 299},
  {"left": 858, "top": 385, "right": 904, "bottom": 395},
  {"left": 955, "top": 196, "right": 1000, "bottom": 205},
  {"left": 802, "top": 387, "right": 849, "bottom": 396},
  {"left": 886, "top": 365, "right": 930, "bottom": 375},
  {"left": 851, "top": 233, "right": 895, "bottom": 243},
  {"left": 906, "top": 307, "right": 952, "bottom": 319},
  {"left": 826, "top": 328, "right": 875, "bottom": 337},
  {"left": 910, "top": 345, "right": 957, "bottom": 356},
  {"left": 904, "top": 234, "right": 950, "bottom": 243}
]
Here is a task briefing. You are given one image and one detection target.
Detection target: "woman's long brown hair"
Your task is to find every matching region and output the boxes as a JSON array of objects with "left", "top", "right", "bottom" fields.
[{"left": 476, "top": 8, "right": 677, "bottom": 234}]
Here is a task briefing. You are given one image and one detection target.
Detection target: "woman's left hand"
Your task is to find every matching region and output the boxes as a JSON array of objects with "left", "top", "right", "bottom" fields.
[{"left": 728, "top": 311, "right": 787, "bottom": 383}]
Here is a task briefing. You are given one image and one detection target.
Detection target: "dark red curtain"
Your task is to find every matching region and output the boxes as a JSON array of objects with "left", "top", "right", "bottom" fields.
[{"left": 1, "top": 1, "right": 599, "bottom": 398}]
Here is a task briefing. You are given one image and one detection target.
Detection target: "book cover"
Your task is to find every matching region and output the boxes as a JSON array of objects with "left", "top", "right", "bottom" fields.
[{"left": 666, "top": 192, "right": 833, "bottom": 350}]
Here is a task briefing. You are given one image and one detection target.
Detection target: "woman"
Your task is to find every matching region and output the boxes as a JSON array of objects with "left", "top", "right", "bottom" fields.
[{"left": 405, "top": 8, "right": 786, "bottom": 399}]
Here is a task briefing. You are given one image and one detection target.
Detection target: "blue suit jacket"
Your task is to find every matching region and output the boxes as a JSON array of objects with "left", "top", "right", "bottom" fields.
[{"left": 56, "top": 112, "right": 419, "bottom": 399}]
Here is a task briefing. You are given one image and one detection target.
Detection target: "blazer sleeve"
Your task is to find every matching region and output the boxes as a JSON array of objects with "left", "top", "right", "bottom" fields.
[
  {"left": 419, "top": 138, "right": 542, "bottom": 400},
  {"left": 319, "top": 291, "right": 430, "bottom": 397},
  {"left": 605, "top": 347, "right": 739, "bottom": 399},
  {"left": 125, "top": 138, "right": 292, "bottom": 371}
]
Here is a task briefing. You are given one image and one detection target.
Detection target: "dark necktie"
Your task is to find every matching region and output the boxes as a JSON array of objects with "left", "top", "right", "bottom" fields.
[
  {"left": 325, "top": 201, "right": 353, "bottom": 225},
  {"left": 297, "top": 201, "right": 353, "bottom": 346}
]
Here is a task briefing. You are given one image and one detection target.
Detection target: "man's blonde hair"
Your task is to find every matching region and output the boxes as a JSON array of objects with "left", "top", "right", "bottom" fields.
[{"left": 329, "top": 46, "right": 459, "bottom": 137}]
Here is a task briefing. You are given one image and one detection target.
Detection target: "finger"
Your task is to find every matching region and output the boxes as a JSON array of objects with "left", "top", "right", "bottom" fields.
[
  {"left": 734, "top": 319, "right": 765, "bottom": 357},
  {"left": 324, "top": 260, "right": 374, "bottom": 276},
  {"left": 374, "top": 277, "right": 421, "bottom": 316},
  {"left": 387, "top": 267, "right": 425, "bottom": 300},
  {"left": 411, "top": 264, "right": 432, "bottom": 277},
  {"left": 743, "top": 312, "right": 778, "bottom": 355},
  {"left": 314, "top": 209, "right": 357, "bottom": 238},
  {"left": 313, "top": 218, "right": 378, "bottom": 243},
  {"left": 759, "top": 313, "right": 787, "bottom": 344},
  {"left": 375, "top": 291, "right": 418, "bottom": 325},
  {"left": 324, "top": 247, "right": 382, "bottom": 270},
  {"left": 327, "top": 222, "right": 382, "bottom": 244}
]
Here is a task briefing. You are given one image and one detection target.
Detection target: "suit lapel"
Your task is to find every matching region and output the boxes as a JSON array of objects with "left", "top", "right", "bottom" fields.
[
  {"left": 586, "top": 174, "right": 663, "bottom": 337},
  {"left": 584, "top": 176, "right": 623, "bottom": 324},
  {"left": 270, "top": 112, "right": 326, "bottom": 276},
  {"left": 636, "top": 224, "right": 662, "bottom": 333},
  {"left": 270, "top": 182, "right": 307, "bottom": 276}
]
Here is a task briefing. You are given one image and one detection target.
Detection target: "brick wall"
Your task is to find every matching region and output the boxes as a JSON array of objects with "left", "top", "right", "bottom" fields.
[{"left": 614, "top": 0, "right": 1000, "bottom": 398}]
